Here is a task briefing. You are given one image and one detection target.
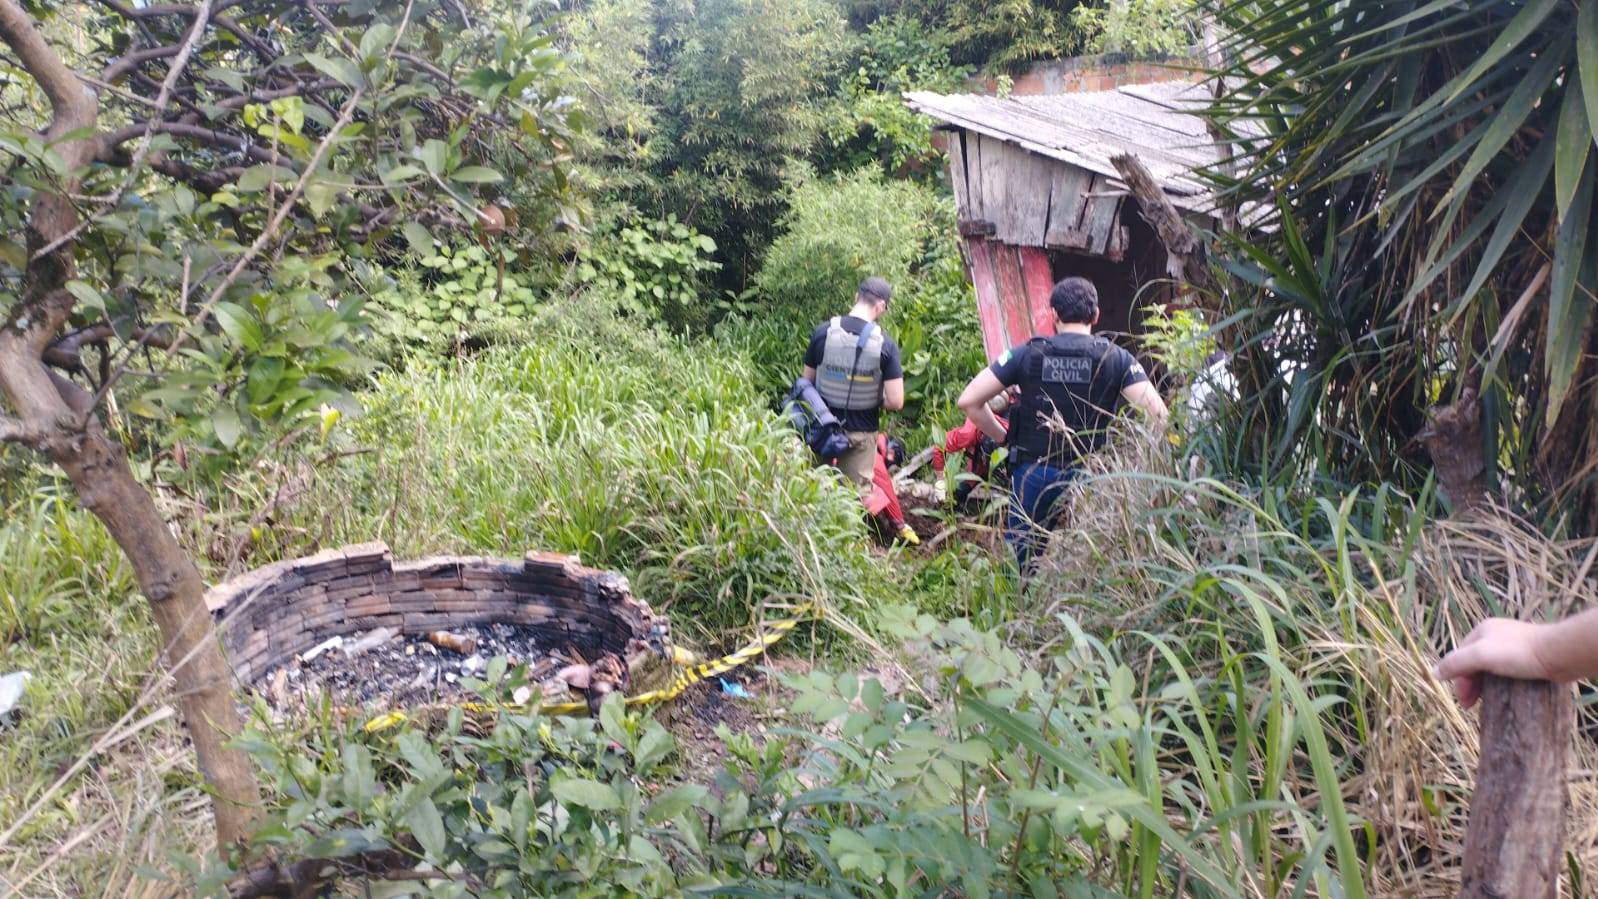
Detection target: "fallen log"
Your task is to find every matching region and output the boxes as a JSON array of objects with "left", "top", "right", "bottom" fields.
[
  {"left": 1108, "top": 152, "right": 1215, "bottom": 296},
  {"left": 893, "top": 446, "right": 936, "bottom": 483},
  {"left": 228, "top": 836, "right": 428, "bottom": 898}
]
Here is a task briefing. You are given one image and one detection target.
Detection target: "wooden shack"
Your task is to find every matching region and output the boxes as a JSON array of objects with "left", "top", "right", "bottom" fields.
[{"left": 904, "top": 82, "right": 1227, "bottom": 359}]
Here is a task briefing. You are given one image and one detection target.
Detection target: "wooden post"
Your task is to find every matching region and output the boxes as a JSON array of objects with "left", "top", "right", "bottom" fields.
[{"left": 1459, "top": 675, "right": 1570, "bottom": 899}]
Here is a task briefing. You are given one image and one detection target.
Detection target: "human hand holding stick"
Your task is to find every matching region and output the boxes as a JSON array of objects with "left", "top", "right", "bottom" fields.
[{"left": 1436, "top": 608, "right": 1598, "bottom": 706}]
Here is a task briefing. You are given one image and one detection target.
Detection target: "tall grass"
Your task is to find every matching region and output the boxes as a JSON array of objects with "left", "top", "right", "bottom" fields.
[
  {"left": 272, "top": 314, "right": 899, "bottom": 646},
  {"left": 11, "top": 289, "right": 1598, "bottom": 896},
  {"left": 1006, "top": 436, "right": 1598, "bottom": 896},
  {"left": 0, "top": 489, "right": 209, "bottom": 898}
]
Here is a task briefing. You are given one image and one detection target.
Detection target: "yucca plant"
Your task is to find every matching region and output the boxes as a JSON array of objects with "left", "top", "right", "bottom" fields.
[{"left": 1205, "top": 0, "right": 1598, "bottom": 531}]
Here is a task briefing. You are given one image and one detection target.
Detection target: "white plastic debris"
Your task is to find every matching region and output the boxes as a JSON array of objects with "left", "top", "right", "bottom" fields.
[
  {"left": 0, "top": 671, "right": 32, "bottom": 720},
  {"left": 301, "top": 635, "right": 344, "bottom": 662},
  {"left": 343, "top": 627, "right": 398, "bottom": 658},
  {"left": 409, "top": 667, "right": 434, "bottom": 690}
]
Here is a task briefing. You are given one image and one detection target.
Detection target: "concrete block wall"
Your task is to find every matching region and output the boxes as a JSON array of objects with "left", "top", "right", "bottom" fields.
[
  {"left": 973, "top": 51, "right": 1205, "bottom": 96},
  {"left": 206, "top": 542, "right": 657, "bottom": 684}
]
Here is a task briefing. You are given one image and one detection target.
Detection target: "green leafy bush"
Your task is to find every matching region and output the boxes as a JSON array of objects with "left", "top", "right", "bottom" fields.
[
  {"left": 892, "top": 0, "right": 1085, "bottom": 69},
  {"left": 136, "top": 276, "right": 374, "bottom": 466},
  {"left": 888, "top": 250, "right": 987, "bottom": 429},
  {"left": 370, "top": 243, "right": 541, "bottom": 350},
  {"left": 727, "top": 172, "right": 978, "bottom": 432},
  {"left": 823, "top": 15, "right": 972, "bottom": 176},
  {"left": 753, "top": 167, "right": 946, "bottom": 321},
  {"left": 225, "top": 452, "right": 1561, "bottom": 898},
  {"left": 639, "top": 0, "right": 848, "bottom": 290},
  {"left": 224, "top": 578, "right": 1376, "bottom": 898},
  {"left": 1071, "top": 0, "right": 1199, "bottom": 56},
  {"left": 575, "top": 215, "right": 720, "bottom": 332}
]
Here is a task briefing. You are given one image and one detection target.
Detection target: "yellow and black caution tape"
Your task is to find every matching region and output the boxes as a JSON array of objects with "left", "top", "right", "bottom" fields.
[{"left": 364, "top": 603, "right": 814, "bottom": 733}]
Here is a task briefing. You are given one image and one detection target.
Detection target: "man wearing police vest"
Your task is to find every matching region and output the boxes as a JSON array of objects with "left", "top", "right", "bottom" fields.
[
  {"left": 802, "top": 276, "right": 906, "bottom": 493},
  {"left": 956, "top": 276, "right": 1167, "bottom": 569}
]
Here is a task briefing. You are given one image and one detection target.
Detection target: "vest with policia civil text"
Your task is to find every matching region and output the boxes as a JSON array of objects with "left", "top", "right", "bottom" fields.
[
  {"left": 816, "top": 317, "right": 884, "bottom": 413},
  {"left": 1007, "top": 333, "right": 1128, "bottom": 467}
]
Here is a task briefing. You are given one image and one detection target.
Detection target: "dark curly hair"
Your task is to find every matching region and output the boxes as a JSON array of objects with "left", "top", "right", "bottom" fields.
[{"left": 1049, "top": 277, "right": 1098, "bottom": 324}]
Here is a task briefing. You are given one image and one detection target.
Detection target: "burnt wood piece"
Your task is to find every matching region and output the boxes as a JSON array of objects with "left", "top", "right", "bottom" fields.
[
  {"left": 958, "top": 218, "right": 997, "bottom": 237},
  {"left": 1459, "top": 675, "right": 1570, "bottom": 899}
]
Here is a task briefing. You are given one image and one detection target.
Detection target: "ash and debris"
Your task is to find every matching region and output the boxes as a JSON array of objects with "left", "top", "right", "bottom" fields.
[{"left": 253, "top": 623, "right": 592, "bottom": 715}]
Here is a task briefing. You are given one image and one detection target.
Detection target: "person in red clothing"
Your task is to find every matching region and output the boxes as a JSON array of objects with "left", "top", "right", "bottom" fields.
[
  {"left": 933, "top": 391, "right": 1014, "bottom": 506},
  {"left": 865, "top": 433, "right": 919, "bottom": 545}
]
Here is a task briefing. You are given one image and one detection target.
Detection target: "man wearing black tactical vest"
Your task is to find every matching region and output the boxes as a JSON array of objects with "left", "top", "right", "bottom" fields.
[
  {"left": 802, "top": 276, "right": 906, "bottom": 493},
  {"left": 956, "top": 276, "right": 1167, "bottom": 569}
]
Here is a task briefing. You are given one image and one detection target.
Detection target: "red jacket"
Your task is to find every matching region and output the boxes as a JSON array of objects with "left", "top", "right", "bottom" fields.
[{"left": 933, "top": 417, "right": 1005, "bottom": 475}]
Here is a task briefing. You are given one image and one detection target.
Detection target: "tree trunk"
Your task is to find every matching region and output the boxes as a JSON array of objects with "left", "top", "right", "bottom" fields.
[
  {"left": 1459, "top": 675, "right": 1569, "bottom": 899},
  {"left": 0, "top": 0, "right": 260, "bottom": 849},
  {"left": 4, "top": 371, "right": 263, "bottom": 849},
  {"left": 1418, "top": 387, "right": 1490, "bottom": 516}
]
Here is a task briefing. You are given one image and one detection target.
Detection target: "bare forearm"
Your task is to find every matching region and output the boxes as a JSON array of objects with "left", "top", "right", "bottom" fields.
[
  {"left": 967, "top": 405, "right": 1005, "bottom": 442},
  {"left": 1532, "top": 607, "right": 1598, "bottom": 682}
]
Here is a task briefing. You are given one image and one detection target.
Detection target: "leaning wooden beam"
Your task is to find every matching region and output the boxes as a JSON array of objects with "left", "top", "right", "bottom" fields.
[
  {"left": 1108, "top": 152, "right": 1215, "bottom": 295},
  {"left": 1459, "top": 675, "right": 1570, "bottom": 899}
]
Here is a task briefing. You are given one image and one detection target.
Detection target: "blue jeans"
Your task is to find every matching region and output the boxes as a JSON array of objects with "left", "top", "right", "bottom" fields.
[{"left": 1007, "top": 461, "right": 1080, "bottom": 571}]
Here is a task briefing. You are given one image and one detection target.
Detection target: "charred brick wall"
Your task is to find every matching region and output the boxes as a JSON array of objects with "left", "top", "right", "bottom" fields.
[{"left": 206, "top": 542, "right": 656, "bottom": 683}]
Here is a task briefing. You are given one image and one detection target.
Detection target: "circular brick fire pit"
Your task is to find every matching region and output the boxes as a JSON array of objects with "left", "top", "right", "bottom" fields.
[{"left": 206, "top": 542, "right": 662, "bottom": 695}]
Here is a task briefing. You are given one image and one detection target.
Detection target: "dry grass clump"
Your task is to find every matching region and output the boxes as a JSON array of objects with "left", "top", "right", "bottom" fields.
[
  {"left": 0, "top": 722, "right": 212, "bottom": 899},
  {"left": 1015, "top": 427, "right": 1598, "bottom": 896}
]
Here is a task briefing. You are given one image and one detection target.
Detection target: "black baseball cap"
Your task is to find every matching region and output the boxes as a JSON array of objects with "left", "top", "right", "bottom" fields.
[{"left": 858, "top": 276, "right": 892, "bottom": 303}]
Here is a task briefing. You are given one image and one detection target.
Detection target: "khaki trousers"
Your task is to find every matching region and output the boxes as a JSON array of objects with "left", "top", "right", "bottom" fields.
[{"left": 835, "top": 430, "right": 878, "bottom": 494}]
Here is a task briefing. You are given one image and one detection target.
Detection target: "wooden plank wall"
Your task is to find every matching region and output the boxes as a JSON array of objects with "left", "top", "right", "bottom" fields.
[
  {"left": 964, "top": 237, "right": 1007, "bottom": 359},
  {"left": 943, "top": 127, "right": 1147, "bottom": 359},
  {"left": 1018, "top": 246, "right": 1055, "bottom": 336},
  {"left": 946, "top": 129, "right": 1128, "bottom": 262},
  {"left": 963, "top": 238, "right": 1061, "bottom": 360}
]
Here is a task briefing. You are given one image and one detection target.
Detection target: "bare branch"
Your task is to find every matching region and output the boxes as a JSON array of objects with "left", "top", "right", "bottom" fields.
[
  {"left": 34, "top": 0, "right": 214, "bottom": 262},
  {"left": 101, "top": 43, "right": 183, "bottom": 84},
  {"left": 101, "top": 120, "right": 284, "bottom": 166},
  {"left": 43, "top": 323, "right": 174, "bottom": 372},
  {"left": 0, "top": 0, "right": 95, "bottom": 134},
  {"left": 0, "top": 414, "right": 40, "bottom": 445},
  {"left": 212, "top": 78, "right": 343, "bottom": 113},
  {"left": 144, "top": 152, "right": 245, "bottom": 192},
  {"left": 47, "top": 368, "right": 94, "bottom": 415},
  {"left": 88, "top": 0, "right": 274, "bottom": 63}
]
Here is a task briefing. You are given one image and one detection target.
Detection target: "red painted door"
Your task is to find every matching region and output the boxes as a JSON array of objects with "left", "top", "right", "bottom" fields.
[{"left": 964, "top": 238, "right": 1055, "bottom": 360}]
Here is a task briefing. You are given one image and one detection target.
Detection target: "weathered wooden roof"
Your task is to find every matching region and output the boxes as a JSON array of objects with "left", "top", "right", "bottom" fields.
[{"left": 904, "top": 81, "right": 1226, "bottom": 213}]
